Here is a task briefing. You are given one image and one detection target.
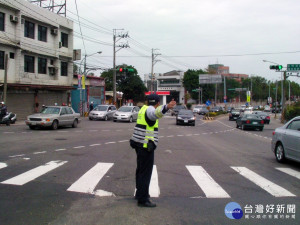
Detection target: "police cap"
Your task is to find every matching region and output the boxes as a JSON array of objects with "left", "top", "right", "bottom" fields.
[{"left": 148, "top": 94, "right": 160, "bottom": 105}]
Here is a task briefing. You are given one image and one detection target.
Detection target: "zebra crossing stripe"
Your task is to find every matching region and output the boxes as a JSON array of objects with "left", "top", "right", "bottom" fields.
[
  {"left": 231, "top": 167, "right": 295, "bottom": 197},
  {"left": 276, "top": 168, "right": 300, "bottom": 180},
  {"left": 1, "top": 160, "right": 67, "bottom": 185},
  {"left": 149, "top": 165, "right": 160, "bottom": 197},
  {"left": 67, "top": 162, "right": 114, "bottom": 196},
  {"left": 0, "top": 162, "right": 7, "bottom": 169},
  {"left": 186, "top": 166, "right": 230, "bottom": 198}
]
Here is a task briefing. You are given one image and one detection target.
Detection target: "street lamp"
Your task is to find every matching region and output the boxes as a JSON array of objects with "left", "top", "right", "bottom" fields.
[{"left": 262, "top": 59, "right": 279, "bottom": 65}]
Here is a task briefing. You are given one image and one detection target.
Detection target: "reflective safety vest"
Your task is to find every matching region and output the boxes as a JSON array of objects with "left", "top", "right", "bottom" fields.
[{"left": 130, "top": 105, "right": 159, "bottom": 148}]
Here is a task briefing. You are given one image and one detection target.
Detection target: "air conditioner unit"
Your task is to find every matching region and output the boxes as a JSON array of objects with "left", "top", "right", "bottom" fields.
[
  {"left": 51, "top": 28, "right": 58, "bottom": 35},
  {"left": 48, "top": 66, "right": 58, "bottom": 75},
  {"left": 10, "top": 15, "right": 18, "bottom": 23}
]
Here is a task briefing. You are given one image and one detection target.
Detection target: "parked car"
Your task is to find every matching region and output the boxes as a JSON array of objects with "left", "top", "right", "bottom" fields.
[
  {"left": 210, "top": 106, "right": 223, "bottom": 112},
  {"left": 227, "top": 107, "right": 234, "bottom": 113},
  {"left": 171, "top": 105, "right": 187, "bottom": 116},
  {"left": 113, "top": 106, "right": 140, "bottom": 122},
  {"left": 176, "top": 109, "right": 195, "bottom": 126},
  {"left": 272, "top": 116, "right": 300, "bottom": 163},
  {"left": 236, "top": 114, "right": 264, "bottom": 131},
  {"left": 198, "top": 107, "right": 209, "bottom": 115},
  {"left": 25, "top": 106, "right": 80, "bottom": 130},
  {"left": 229, "top": 109, "right": 241, "bottom": 121},
  {"left": 253, "top": 111, "right": 271, "bottom": 124},
  {"left": 89, "top": 105, "right": 117, "bottom": 121}
]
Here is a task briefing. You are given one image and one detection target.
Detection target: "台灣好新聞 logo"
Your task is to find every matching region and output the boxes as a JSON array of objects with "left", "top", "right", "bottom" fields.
[{"left": 225, "top": 202, "right": 243, "bottom": 219}]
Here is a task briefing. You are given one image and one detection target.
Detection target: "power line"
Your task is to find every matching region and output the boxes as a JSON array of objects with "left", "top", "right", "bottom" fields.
[{"left": 74, "top": 0, "right": 86, "bottom": 55}]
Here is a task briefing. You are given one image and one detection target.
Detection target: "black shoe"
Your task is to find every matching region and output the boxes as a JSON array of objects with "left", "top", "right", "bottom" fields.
[{"left": 138, "top": 200, "right": 156, "bottom": 208}]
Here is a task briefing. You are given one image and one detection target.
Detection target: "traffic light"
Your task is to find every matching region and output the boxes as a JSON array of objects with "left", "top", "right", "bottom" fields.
[
  {"left": 118, "top": 67, "right": 134, "bottom": 73},
  {"left": 119, "top": 67, "right": 123, "bottom": 72},
  {"left": 269, "top": 65, "right": 283, "bottom": 70}
]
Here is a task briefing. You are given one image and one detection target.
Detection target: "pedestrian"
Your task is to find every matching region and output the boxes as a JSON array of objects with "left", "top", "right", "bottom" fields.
[
  {"left": 130, "top": 94, "right": 176, "bottom": 207},
  {"left": 89, "top": 101, "right": 94, "bottom": 112},
  {"left": 0, "top": 102, "right": 7, "bottom": 121}
]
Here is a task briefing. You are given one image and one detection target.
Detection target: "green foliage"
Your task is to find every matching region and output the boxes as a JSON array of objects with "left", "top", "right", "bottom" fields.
[
  {"left": 100, "top": 64, "right": 147, "bottom": 103},
  {"left": 284, "top": 101, "right": 300, "bottom": 121},
  {"left": 186, "top": 103, "right": 192, "bottom": 109},
  {"left": 183, "top": 69, "right": 208, "bottom": 100}
]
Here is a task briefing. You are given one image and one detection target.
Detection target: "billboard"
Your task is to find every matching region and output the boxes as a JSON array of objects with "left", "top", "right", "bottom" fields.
[{"left": 199, "top": 75, "right": 222, "bottom": 84}]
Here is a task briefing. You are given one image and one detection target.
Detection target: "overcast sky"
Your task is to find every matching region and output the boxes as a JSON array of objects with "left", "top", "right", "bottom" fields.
[{"left": 62, "top": 0, "right": 300, "bottom": 83}]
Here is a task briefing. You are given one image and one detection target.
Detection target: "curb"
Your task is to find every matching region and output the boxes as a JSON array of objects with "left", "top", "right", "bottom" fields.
[{"left": 203, "top": 117, "right": 214, "bottom": 120}]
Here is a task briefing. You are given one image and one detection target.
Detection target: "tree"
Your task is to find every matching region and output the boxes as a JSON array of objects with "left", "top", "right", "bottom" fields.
[
  {"left": 100, "top": 64, "right": 147, "bottom": 103},
  {"left": 183, "top": 69, "right": 208, "bottom": 100}
]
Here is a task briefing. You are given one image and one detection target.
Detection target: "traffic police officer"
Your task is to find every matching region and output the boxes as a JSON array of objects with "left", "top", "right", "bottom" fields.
[{"left": 130, "top": 94, "right": 176, "bottom": 207}]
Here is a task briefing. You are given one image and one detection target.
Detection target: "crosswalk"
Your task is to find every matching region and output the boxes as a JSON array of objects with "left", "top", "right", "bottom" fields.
[{"left": 1, "top": 161, "right": 300, "bottom": 198}]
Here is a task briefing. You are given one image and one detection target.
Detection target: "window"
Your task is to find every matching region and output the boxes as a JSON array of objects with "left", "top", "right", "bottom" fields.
[
  {"left": 38, "top": 58, "right": 47, "bottom": 74},
  {"left": 66, "top": 107, "right": 73, "bottom": 114},
  {"left": 0, "top": 12, "right": 4, "bottom": 31},
  {"left": 61, "top": 61, "right": 68, "bottom": 76},
  {"left": 0, "top": 51, "right": 4, "bottom": 70},
  {"left": 10, "top": 52, "right": 14, "bottom": 59},
  {"left": 61, "top": 32, "right": 68, "bottom": 47},
  {"left": 61, "top": 108, "right": 67, "bottom": 115},
  {"left": 24, "top": 55, "right": 35, "bottom": 73},
  {"left": 38, "top": 25, "right": 47, "bottom": 42},
  {"left": 25, "top": 20, "right": 35, "bottom": 39},
  {"left": 287, "top": 120, "right": 300, "bottom": 131}
]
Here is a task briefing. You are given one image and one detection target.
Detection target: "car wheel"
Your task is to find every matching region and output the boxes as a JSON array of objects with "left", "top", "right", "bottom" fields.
[
  {"left": 260, "top": 127, "right": 263, "bottom": 131},
  {"left": 72, "top": 119, "right": 78, "bottom": 128},
  {"left": 113, "top": 120, "right": 117, "bottom": 122},
  {"left": 275, "top": 143, "right": 285, "bottom": 163},
  {"left": 29, "top": 125, "right": 36, "bottom": 130},
  {"left": 129, "top": 117, "right": 133, "bottom": 123},
  {"left": 6, "top": 121, "right": 10, "bottom": 126},
  {"left": 192, "top": 123, "right": 195, "bottom": 126},
  {"left": 176, "top": 121, "right": 179, "bottom": 125},
  {"left": 89, "top": 117, "right": 93, "bottom": 121},
  {"left": 104, "top": 115, "right": 108, "bottom": 121},
  {"left": 51, "top": 120, "right": 58, "bottom": 130},
  {"left": 236, "top": 123, "right": 239, "bottom": 128}
]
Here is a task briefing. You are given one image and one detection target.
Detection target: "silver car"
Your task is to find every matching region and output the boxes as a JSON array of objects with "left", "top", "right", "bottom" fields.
[
  {"left": 271, "top": 116, "right": 300, "bottom": 163},
  {"left": 113, "top": 106, "right": 140, "bottom": 123},
  {"left": 25, "top": 106, "right": 80, "bottom": 130},
  {"left": 89, "top": 105, "right": 117, "bottom": 121}
]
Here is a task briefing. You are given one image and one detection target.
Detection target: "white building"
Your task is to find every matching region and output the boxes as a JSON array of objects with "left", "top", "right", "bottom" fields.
[
  {"left": 157, "top": 70, "right": 185, "bottom": 104},
  {"left": 0, "top": 0, "right": 73, "bottom": 119}
]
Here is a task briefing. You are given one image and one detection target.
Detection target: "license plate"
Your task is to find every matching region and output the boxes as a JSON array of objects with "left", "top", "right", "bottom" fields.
[
  {"left": 252, "top": 122, "right": 258, "bottom": 124},
  {"left": 233, "top": 117, "right": 237, "bottom": 119},
  {"left": 184, "top": 120, "right": 188, "bottom": 123},
  {"left": 31, "top": 122, "right": 36, "bottom": 125}
]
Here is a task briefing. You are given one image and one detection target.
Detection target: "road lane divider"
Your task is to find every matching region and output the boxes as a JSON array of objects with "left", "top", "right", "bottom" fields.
[
  {"left": 186, "top": 165, "right": 230, "bottom": 198},
  {"left": 0, "top": 162, "right": 7, "bottom": 169},
  {"left": 276, "top": 168, "right": 300, "bottom": 180},
  {"left": 1, "top": 160, "right": 67, "bottom": 185},
  {"left": 231, "top": 167, "right": 295, "bottom": 197},
  {"left": 67, "top": 162, "right": 115, "bottom": 197}
]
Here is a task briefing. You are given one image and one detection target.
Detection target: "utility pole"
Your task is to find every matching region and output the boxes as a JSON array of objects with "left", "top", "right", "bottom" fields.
[
  {"left": 223, "top": 76, "right": 226, "bottom": 108},
  {"left": 113, "top": 29, "right": 129, "bottom": 105},
  {"left": 275, "top": 81, "right": 278, "bottom": 119},
  {"left": 151, "top": 49, "right": 161, "bottom": 92},
  {"left": 281, "top": 71, "right": 286, "bottom": 123},
  {"left": 3, "top": 54, "right": 8, "bottom": 103}
]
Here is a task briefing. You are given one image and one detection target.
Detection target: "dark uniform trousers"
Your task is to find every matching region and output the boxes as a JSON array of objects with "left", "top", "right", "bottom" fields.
[{"left": 135, "top": 145, "right": 154, "bottom": 202}]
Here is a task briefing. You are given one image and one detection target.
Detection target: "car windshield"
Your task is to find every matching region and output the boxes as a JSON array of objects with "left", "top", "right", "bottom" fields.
[
  {"left": 244, "top": 114, "right": 259, "bottom": 119},
  {"left": 118, "top": 107, "right": 133, "bottom": 112},
  {"left": 41, "top": 107, "right": 60, "bottom": 114},
  {"left": 178, "top": 110, "right": 193, "bottom": 116},
  {"left": 194, "top": 106, "right": 202, "bottom": 109},
  {"left": 94, "top": 105, "right": 108, "bottom": 111}
]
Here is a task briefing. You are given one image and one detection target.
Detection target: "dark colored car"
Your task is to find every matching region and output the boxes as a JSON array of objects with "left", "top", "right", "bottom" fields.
[
  {"left": 227, "top": 107, "right": 234, "bottom": 113},
  {"left": 229, "top": 109, "right": 241, "bottom": 121},
  {"left": 236, "top": 114, "right": 264, "bottom": 131},
  {"left": 171, "top": 105, "right": 187, "bottom": 116},
  {"left": 253, "top": 111, "right": 271, "bottom": 124},
  {"left": 176, "top": 110, "right": 195, "bottom": 126},
  {"left": 210, "top": 106, "right": 223, "bottom": 112}
]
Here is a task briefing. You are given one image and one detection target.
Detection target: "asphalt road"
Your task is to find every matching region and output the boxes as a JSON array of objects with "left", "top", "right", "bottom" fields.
[{"left": 0, "top": 113, "right": 299, "bottom": 225}]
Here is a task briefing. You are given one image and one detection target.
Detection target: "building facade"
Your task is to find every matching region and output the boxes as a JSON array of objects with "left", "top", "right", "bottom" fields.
[
  {"left": 0, "top": 0, "right": 74, "bottom": 119},
  {"left": 208, "top": 64, "right": 248, "bottom": 82}
]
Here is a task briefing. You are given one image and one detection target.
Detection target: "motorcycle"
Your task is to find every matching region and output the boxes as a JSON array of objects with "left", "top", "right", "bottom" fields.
[{"left": 0, "top": 112, "right": 17, "bottom": 126}]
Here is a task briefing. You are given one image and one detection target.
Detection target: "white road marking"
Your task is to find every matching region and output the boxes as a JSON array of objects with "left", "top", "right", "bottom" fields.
[
  {"left": 89, "top": 144, "right": 101, "bottom": 146},
  {"left": 167, "top": 135, "right": 174, "bottom": 137},
  {"left": 159, "top": 136, "right": 164, "bottom": 138},
  {"left": 33, "top": 151, "right": 46, "bottom": 154},
  {"left": 149, "top": 165, "right": 160, "bottom": 197},
  {"left": 193, "top": 134, "right": 200, "bottom": 136},
  {"left": 67, "top": 162, "right": 114, "bottom": 196},
  {"left": 73, "top": 146, "right": 85, "bottom": 149},
  {"left": 231, "top": 167, "right": 295, "bottom": 197},
  {"left": 9, "top": 154, "right": 25, "bottom": 158},
  {"left": 186, "top": 165, "right": 230, "bottom": 198},
  {"left": 276, "top": 168, "right": 300, "bottom": 180},
  {"left": 23, "top": 158, "right": 30, "bottom": 160},
  {"left": 1, "top": 160, "right": 67, "bottom": 185},
  {"left": 177, "top": 135, "right": 184, "bottom": 136},
  {"left": 186, "top": 134, "right": 193, "bottom": 136},
  {"left": 57, "top": 131, "right": 68, "bottom": 133},
  {"left": 118, "top": 140, "right": 128, "bottom": 143},
  {"left": 105, "top": 142, "right": 116, "bottom": 144},
  {"left": 0, "top": 162, "right": 7, "bottom": 169},
  {"left": 55, "top": 148, "right": 66, "bottom": 152}
]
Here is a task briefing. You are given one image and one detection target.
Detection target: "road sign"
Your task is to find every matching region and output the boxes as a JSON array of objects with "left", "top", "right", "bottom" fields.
[
  {"left": 287, "top": 64, "right": 300, "bottom": 71},
  {"left": 199, "top": 75, "right": 222, "bottom": 84},
  {"left": 206, "top": 100, "right": 211, "bottom": 106}
]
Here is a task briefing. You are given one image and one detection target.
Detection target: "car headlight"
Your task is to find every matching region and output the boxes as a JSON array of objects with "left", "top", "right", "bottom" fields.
[
  {"left": 177, "top": 117, "right": 183, "bottom": 119},
  {"left": 115, "top": 113, "right": 119, "bottom": 116}
]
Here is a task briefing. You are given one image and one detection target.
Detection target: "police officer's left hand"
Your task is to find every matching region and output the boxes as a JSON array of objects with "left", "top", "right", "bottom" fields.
[{"left": 167, "top": 100, "right": 176, "bottom": 109}]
